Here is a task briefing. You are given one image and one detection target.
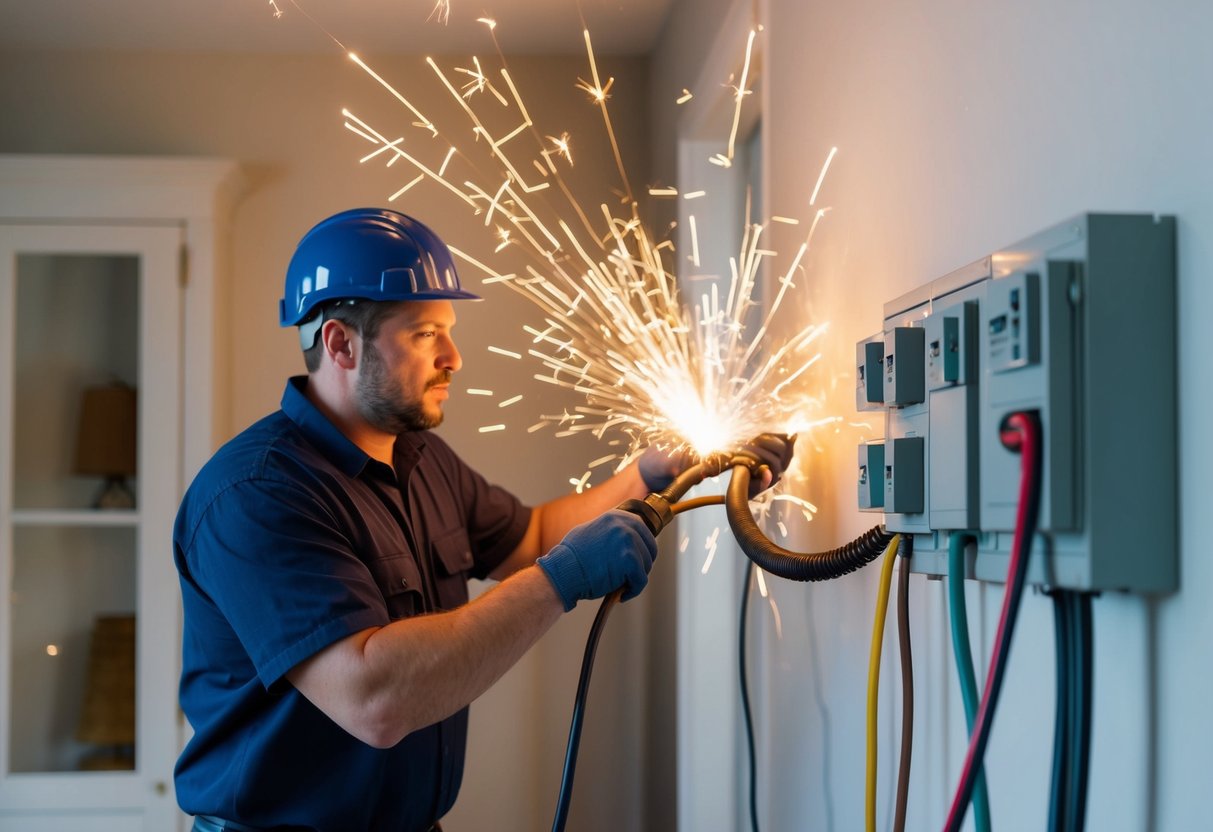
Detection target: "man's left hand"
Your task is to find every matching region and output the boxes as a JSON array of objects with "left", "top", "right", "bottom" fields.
[
  {"left": 638, "top": 445, "right": 696, "bottom": 493},
  {"left": 740, "top": 433, "right": 795, "bottom": 497}
]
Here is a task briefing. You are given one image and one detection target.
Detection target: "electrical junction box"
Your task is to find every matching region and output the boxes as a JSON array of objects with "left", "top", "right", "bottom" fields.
[
  {"left": 857, "top": 214, "right": 1177, "bottom": 593},
  {"left": 856, "top": 337, "right": 885, "bottom": 411},
  {"left": 883, "top": 327, "right": 926, "bottom": 407},
  {"left": 858, "top": 442, "right": 885, "bottom": 510}
]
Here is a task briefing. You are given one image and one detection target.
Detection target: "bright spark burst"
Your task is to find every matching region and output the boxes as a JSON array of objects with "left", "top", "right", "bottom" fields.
[
  {"left": 428, "top": 0, "right": 451, "bottom": 25},
  {"left": 330, "top": 18, "right": 836, "bottom": 472}
]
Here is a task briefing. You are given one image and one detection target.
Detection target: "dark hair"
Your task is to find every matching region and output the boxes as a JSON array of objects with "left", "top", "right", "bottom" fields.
[{"left": 301, "top": 300, "right": 404, "bottom": 372}]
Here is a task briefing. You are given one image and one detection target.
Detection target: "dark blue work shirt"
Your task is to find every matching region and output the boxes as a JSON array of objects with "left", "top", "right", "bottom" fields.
[{"left": 173, "top": 376, "right": 531, "bottom": 831}]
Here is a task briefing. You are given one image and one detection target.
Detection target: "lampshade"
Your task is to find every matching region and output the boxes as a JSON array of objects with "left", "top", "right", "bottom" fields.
[
  {"left": 75, "top": 614, "right": 136, "bottom": 750},
  {"left": 74, "top": 385, "right": 137, "bottom": 478}
]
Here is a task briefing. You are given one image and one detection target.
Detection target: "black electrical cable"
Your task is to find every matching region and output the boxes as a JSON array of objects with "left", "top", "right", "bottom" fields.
[
  {"left": 551, "top": 448, "right": 894, "bottom": 831},
  {"left": 893, "top": 553, "right": 913, "bottom": 832},
  {"left": 549, "top": 587, "right": 622, "bottom": 832},
  {"left": 739, "top": 561, "right": 760, "bottom": 832},
  {"left": 1048, "top": 589, "right": 1073, "bottom": 832},
  {"left": 1068, "top": 592, "right": 1093, "bottom": 832},
  {"left": 548, "top": 484, "right": 727, "bottom": 832},
  {"left": 1047, "top": 589, "right": 1095, "bottom": 832}
]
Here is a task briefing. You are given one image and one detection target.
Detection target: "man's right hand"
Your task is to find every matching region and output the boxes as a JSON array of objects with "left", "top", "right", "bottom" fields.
[{"left": 535, "top": 509, "right": 659, "bottom": 611}]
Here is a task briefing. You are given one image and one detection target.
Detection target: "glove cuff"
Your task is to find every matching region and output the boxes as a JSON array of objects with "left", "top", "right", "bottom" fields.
[
  {"left": 639, "top": 468, "right": 671, "bottom": 493},
  {"left": 536, "top": 546, "right": 582, "bottom": 612}
]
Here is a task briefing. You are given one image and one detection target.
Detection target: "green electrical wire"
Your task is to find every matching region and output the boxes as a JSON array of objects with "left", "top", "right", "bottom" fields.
[{"left": 947, "top": 532, "right": 992, "bottom": 832}]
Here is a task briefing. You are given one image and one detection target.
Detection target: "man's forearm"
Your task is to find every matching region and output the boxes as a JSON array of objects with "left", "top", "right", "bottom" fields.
[
  {"left": 288, "top": 564, "right": 564, "bottom": 748},
  {"left": 490, "top": 461, "right": 650, "bottom": 580}
]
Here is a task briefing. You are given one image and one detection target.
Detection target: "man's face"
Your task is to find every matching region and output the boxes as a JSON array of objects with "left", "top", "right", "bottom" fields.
[{"left": 355, "top": 300, "right": 461, "bottom": 434}]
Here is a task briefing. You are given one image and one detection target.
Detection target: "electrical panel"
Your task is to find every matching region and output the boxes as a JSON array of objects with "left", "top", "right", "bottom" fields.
[{"left": 858, "top": 214, "right": 1177, "bottom": 593}]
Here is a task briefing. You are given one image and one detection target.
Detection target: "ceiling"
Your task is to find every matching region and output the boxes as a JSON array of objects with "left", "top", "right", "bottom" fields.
[{"left": 0, "top": 0, "right": 675, "bottom": 56}]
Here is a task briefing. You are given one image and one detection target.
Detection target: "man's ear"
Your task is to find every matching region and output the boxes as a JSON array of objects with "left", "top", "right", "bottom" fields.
[{"left": 320, "top": 319, "right": 359, "bottom": 370}]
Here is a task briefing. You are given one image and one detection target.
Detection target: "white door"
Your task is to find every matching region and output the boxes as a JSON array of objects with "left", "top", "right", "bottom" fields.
[{"left": 0, "top": 224, "right": 183, "bottom": 831}]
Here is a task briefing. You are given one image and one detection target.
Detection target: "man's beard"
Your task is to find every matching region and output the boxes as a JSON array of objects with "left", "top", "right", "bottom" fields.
[{"left": 357, "top": 341, "right": 451, "bottom": 434}]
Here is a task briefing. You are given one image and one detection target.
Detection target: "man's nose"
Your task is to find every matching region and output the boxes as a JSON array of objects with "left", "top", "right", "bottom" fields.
[{"left": 439, "top": 334, "right": 462, "bottom": 372}]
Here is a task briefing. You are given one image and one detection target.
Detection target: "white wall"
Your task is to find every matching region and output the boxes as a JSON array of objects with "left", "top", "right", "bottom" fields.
[
  {"left": 0, "top": 47, "right": 665, "bottom": 831},
  {"left": 655, "top": 0, "right": 1211, "bottom": 830}
]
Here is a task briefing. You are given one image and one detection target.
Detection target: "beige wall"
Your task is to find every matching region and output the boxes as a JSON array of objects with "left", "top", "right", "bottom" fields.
[
  {"left": 0, "top": 47, "right": 668, "bottom": 831},
  {"left": 654, "top": 0, "right": 1213, "bottom": 830}
]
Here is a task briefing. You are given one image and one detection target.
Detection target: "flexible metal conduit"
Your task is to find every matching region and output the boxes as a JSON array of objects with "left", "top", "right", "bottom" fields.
[{"left": 724, "top": 462, "right": 894, "bottom": 582}]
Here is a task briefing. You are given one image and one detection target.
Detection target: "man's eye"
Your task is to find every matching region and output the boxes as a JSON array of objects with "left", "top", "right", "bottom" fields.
[{"left": 417, "top": 330, "right": 437, "bottom": 338}]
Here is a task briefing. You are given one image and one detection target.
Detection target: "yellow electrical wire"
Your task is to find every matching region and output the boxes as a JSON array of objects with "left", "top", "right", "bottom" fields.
[{"left": 865, "top": 534, "right": 901, "bottom": 832}]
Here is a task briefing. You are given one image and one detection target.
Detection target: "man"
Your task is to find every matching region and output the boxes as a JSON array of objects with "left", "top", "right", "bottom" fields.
[{"left": 173, "top": 208, "right": 782, "bottom": 831}]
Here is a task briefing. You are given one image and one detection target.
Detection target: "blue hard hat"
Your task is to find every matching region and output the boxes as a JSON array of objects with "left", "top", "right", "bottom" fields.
[{"left": 279, "top": 208, "right": 480, "bottom": 328}]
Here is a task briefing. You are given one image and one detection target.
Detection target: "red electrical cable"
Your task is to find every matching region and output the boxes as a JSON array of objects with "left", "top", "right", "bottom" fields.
[{"left": 942, "top": 411, "right": 1042, "bottom": 832}]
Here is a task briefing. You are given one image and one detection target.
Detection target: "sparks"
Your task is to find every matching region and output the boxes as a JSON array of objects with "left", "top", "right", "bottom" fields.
[
  {"left": 546, "top": 132, "right": 574, "bottom": 165},
  {"left": 337, "top": 15, "right": 837, "bottom": 468},
  {"left": 428, "top": 0, "right": 451, "bottom": 25}
]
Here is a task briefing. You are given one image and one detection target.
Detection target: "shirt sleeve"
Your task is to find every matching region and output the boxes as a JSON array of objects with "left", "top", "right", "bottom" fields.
[{"left": 179, "top": 477, "right": 390, "bottom": 690}]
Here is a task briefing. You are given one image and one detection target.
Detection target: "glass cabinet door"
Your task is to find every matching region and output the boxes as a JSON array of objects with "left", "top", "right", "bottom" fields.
[{"left": 0, "top": 224, "right": 182, "bottom": 830}]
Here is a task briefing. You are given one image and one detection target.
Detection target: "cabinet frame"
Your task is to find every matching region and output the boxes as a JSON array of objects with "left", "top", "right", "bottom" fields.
[{"left": 0, "top": 156, "right": 243, "bottom": 831}]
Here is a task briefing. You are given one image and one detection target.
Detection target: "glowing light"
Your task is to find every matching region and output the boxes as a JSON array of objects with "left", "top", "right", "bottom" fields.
[
  {"left": 467, "top": 388, "right": 494, "bottom": 396},
  {"left": 428, "top": 0, "right": 451, "bottom": 25},
  {"left": 676, "top": 89, "right": 693, "bottom": 105},
  {"left": 498, "top": 394, "right": 523, "bottom": 407},
  {"left": 546, "top": 132, "right": 574, "bottom": 165},
  {"left": 724, "top": 29, "right": 759, "bottom": 162},
  {"left": 701, "top": 527, "right": 721, "bottom": 574},
  {"left": 768, "top": 596, "right": 783, "bottom": 639},
  {"left": 45, "top": 644, "right": 59, "bottom": 657},
  {"left": 479, "top": 424, "right": 506, "bottom": 433},
  {"left": 488, "top": 345, "right": 522, "bottom": 359},
  {"left": 268, "top": 1, "right": 284, "bottom": 19},
  {"left": 809, "top": 146, "right": 838, "bottom": 206}
]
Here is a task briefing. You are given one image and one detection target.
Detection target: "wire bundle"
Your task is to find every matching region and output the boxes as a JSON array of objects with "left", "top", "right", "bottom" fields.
[
  {"left": 1047, "top": 590, "right": 1094, "bottom": 832},
  {"left": 947, "top": 532, "right": 993, "bottom": 832},
  {"left": 943, "top": 411, "right": 1044, "bottom": 832}
]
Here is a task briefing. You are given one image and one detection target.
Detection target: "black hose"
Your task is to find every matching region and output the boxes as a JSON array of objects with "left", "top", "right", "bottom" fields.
[
  {"left": 549, "top": 587, "right": 622, "bottom": 832},
  {"left": 724, "top": 463, "right": 894, "bottom": 581}
]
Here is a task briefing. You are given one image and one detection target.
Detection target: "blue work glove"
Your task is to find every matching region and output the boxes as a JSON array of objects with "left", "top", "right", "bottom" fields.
[
  {"left": 536, "top": 509, "right": 659, "bottom": 612},
  {"left": 740, "top": 433, "right": 796, "bottom": 497},
  {"left": 637, "top": 445, "right": 696, "bottom": 492}
]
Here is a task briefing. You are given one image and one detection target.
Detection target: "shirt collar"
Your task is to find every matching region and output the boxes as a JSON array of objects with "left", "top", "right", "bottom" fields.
[{"left": 281, "top": 376, "right": 427, "bottom": 480}]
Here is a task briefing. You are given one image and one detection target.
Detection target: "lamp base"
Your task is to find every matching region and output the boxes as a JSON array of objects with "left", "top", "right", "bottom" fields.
[{"left": 94, "top": 477, "right": 135, "bottom": 510}]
